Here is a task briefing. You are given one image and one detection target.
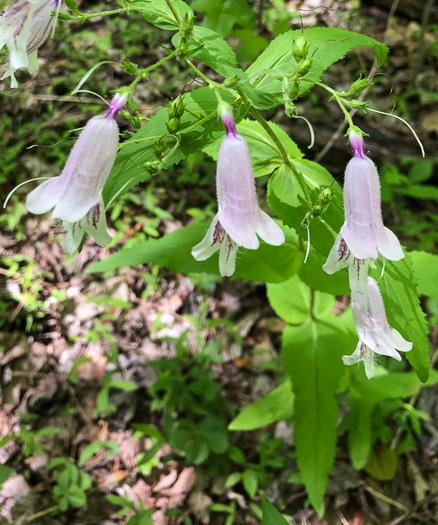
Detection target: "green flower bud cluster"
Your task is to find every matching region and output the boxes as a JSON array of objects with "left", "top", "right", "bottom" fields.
[
  {"left": 144, "top": 160, "right": 164, "bottom": 174},
  {"left": 282, "top": 35, "right": 313, "bottom": 118},
  {"left": 166, "top": 96, "right": 185, "bottom": 134},
  {"left": 119, "top": 98, "right": 143, "bottom": 130},
  {"left": 292, "top": 35, "right": 309, "bottom": 62}
]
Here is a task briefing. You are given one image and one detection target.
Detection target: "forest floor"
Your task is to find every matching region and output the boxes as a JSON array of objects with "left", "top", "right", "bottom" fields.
[{"left": 0, "top": 0, "right": 437, "bottom": 524}]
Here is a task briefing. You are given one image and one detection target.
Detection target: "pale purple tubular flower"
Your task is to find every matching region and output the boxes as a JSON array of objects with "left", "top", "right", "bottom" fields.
[
  {"left": 26, "top": 92, "right": 127, "bottom": 225},
  {"left": 323, "top": 129, "right": 404, "bottom": 288},
  {"left": 343, "top": 276, "right": 412, "bottom": 378},
  {"left": 192, "top": 103, "right": 285, "bottom": 277},
  {"left": 62, "top": 200, "right": 112, "bottom": 255},
  {"left": 0, "top": 0, "right": 61, "bottom": 87}
]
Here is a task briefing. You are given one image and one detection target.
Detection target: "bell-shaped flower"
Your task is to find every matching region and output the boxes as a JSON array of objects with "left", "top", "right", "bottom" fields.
[
  {"left": 323, "top": 129, "right": 404, "bottom": 288},
  {"left": 0, "top": 0, "right": 61, "bottom": 88},
  {"left": 62, "top": 200, "right": 112, "bottom": 255},
  {"left": 26, "top": 92, "right": 127, "bottom": 224},
  {"left": 192, "top": 104, "right": 285, "bottom": 277},
  {"left": 343, "top": 276, "right": 412, "bottom": 378}
]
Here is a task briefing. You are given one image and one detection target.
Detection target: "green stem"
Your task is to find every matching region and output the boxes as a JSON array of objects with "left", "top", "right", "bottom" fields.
[
  {"left": 68, "top": 8, "right": 128, "bottom": 20},
  {"left": 165, "top": 0, "right": 181, "bottom": 25},
  {"left": 129, "top": 51, "right": 175, "bottom": 90},
  {"left": 301, "top": 78, "right": 355, "bottom": 128},
  {"left": 247, "top": 106, "right": 290, "bottom": 166}
]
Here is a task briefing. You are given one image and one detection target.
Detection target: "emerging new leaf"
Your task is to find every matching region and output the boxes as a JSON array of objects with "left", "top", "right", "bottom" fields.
[{"left": 192, "top": 104, "right": 285, "bottom": 277}]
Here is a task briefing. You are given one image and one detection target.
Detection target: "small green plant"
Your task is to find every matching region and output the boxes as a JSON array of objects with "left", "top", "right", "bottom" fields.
[
  {"left": 107, "top": 493, "right": 155, "bottom": 524},
  {"left": 48, "top": 458, "right": 91, "bottom": 511}
]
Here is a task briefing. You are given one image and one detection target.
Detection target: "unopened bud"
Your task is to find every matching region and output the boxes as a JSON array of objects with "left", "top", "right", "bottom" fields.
[
  {"left": 166, "top": 117, "right": 180, "bottom": 134},
  {"left": 349, "top": 76, "right": 372, "bottom": 97},
  {"left": 292, "top": 35, "right": 309, "bottom": 62},
  {"left": 296, "top": 57, "right": 312, "bottom": 76},
  {"left": 285, "top": 101, "right": 297, "bottom": 118}
]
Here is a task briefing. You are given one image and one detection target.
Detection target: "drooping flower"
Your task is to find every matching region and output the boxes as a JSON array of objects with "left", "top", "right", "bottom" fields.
[
  {"left": 0, "top": 0, "right": 61, "bottom": 88},
  {"left": 323, "top": 129, "right": 404, "bottom": 289},
  {"left": 62, "top": 200, "right": 112, "bottom": 255},
  {"left": 192, "top": 103, "right": 285, "bottom": 277},
  {"left": 26, "top": 92, "right": 127, "bottom": 225},
  {"left": 343, "top": 276, "right": 412, "bottom": 378}
]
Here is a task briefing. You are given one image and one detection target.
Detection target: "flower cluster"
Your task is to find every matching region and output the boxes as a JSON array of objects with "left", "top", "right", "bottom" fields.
[
  {"left": 192, "top": 103, "right": 285, "bottom": 277},
  {"left": 26, "top": 92, "right": 127, "bottom": 253},
  {"left": 0, "top": 0, "right": 61, "bottom": 87},
  {"left": 323, "top": 129, "right": 412, "bottom": 377}
]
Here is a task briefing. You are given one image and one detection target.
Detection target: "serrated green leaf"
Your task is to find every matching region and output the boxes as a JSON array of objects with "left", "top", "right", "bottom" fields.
[
  {"left": 130, "top": 0, "right": 190, "bottom": 30},
  {"left": 409, "top": 250, "right": 438, "bottom": 299},
  {"left": 229, "top": 379, "right": 293, "bottom": 431},
  {"left": 370, "top": 254, "right": 430, "bottom": 382},
  {"left": 104, "top": 87, "right": 232, "bottom": 204},
  {"left": 87, "top": 223, "right": 301, "bottom": 284},
  {"left": 246, "top": 28, "right": 387, "bottom": 108},
  {"left": 282, "top": 314, "right": 356, "bottom": 515}
]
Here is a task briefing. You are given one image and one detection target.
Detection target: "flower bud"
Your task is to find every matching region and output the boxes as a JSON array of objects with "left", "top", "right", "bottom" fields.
[
  {"left": 296, "top": 57, "right": 312, "bottom": 76},
  {"left": 166, "top": 117, "right": 180, "bottom": 134},
  {"left": 292, "top": 34, "right": 309, "bottom": 62}
]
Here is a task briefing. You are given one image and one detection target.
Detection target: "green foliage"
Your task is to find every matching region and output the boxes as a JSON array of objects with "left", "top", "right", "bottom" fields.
[
  {"left": 78, "top": 441, "right": 120, "bottom": 465},
  {"left": 94, "top": 371, "right": 138, "bottom": 418},
  {"left": 87, "top": 222, "right": 301, "bottom": 283},
  {"left": 370, "top": 255, "right": 430, "bottom": 382},
  {"left": 346, "top": 369, "right": 438, "bottom": 470},
  {"left": 107, "top": 492, "right": 155, "bottom": 524},
  {"left": 246, "top": 27, "right": 388, "bottom": 106},
  {"left": 409, "top": 250, "right": 438, "bottom": 300},
  {"left": 228, "top": 379, "right": 293, "bottom": 431},
  {"left": 48, "top": 458, "right": 92, "bottom": 511},
  {"left": 261, "top": 496, "right": 289, "bottom": 525},
  {"left": 283, "top": 314, "right": 356, "bottom": 516},
  {"left": 147, "top": 330, "right": 231, "bottom": 465}
]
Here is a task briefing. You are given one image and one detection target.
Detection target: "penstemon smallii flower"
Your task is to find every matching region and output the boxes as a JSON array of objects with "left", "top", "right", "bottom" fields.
[
  {"left": 62, "top": 201, "right": 112, "bottom": 255},
  {"left": 192, "top": 103, "right": 285, "bottom": 277},
  {"left": 343, "top": 276, "right": 412, "bottom": 378},
  {"left": 26, "top": 92, "right": 127, "bottom": 245},
  {"left": 323, "top": 129, "right": 404, "bottom": 291},
  {"left": 0, "top": 0, "right": 62, "bottom": 88}
]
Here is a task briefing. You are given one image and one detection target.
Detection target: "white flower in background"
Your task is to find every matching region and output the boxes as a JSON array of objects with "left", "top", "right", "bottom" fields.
[
  {"left": 0, "top": 0, "right": 62, "bottom": 87},
  {"left": 343, "top": 276, "right": 413, "bottom": 378}
]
